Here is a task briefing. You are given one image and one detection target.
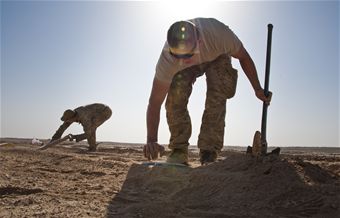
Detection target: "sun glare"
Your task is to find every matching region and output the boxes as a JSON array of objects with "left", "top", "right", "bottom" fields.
[{"left": 155, "top": 1, "right": 217, "bottom": 21}]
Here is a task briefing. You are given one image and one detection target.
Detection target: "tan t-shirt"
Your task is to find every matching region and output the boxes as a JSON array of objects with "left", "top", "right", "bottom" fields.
[{"left": 155, "top": 18, "right": 242, "bottom": 84}]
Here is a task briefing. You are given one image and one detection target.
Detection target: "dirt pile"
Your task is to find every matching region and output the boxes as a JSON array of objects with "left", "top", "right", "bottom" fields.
[{"left": 108, "top": 152, "right": 339, "bottom": 218}]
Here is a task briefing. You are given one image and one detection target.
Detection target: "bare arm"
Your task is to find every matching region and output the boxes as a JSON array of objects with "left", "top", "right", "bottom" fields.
[
  {"left": 232, "top": 45, "right": 261, "bottom": 91},
  {"left": 144, "top": 77, "right": 169, "bottom": 160},
  {"left": 146, "top": 77, "right": 170, "bottom": 143},
  {"left": 232, "top": 45, "right": 271, "bottom": 104}
]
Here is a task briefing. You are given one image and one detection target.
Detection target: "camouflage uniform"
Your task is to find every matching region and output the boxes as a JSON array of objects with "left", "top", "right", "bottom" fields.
[
  {"left": 51, "top": 103, "right": 112, "bottom": 151},
  {"left": 165, "top": 54, "right": 238, "bottom": 153}
]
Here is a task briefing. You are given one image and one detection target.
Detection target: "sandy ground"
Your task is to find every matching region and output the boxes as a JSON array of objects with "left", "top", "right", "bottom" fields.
[{"left": 0, "top": 138, "right": 339, "bottom": 218}]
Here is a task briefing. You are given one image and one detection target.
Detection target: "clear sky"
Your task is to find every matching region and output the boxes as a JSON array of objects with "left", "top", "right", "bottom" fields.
[{"left": 1, "top": 1, "right": 339, "bottom": 147}]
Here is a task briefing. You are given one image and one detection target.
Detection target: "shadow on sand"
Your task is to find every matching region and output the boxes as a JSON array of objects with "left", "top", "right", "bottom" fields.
[{"left": 106, "top": 152, "right": 339, "bottom": 218}]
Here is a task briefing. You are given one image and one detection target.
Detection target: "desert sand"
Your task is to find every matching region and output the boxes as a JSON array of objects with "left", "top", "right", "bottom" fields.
[{"left": 0, "top": 138, "right": 339, "bottom": 218}]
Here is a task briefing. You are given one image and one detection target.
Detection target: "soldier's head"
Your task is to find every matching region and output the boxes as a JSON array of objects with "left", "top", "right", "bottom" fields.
[
  {"left": 61, "top": 109, "right": 76, "bottom": 122},
  {"left": 167, "top": 20, "right": 199, "bottom": 59}
]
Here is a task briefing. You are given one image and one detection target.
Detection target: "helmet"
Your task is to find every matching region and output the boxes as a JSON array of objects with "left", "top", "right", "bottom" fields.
[
  {"left": 61, "top": 109, "right": 75, "bottom": 121},
  {"left": 167, "top": 21, "right": 199, "bottom": 56}
]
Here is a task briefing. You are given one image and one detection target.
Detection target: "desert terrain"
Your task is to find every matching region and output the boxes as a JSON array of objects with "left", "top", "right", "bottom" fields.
[{"left": 0, "top": 138, "right": 339, "bottom": 218}]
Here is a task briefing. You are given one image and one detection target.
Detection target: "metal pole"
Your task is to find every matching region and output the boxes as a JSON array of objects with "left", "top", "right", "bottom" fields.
[{"left": 261, "top": 24, "right": 273, "bottom": 155}]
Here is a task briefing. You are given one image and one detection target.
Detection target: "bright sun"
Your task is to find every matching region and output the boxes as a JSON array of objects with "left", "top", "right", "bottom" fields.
[{"left": 155, "top": 1, "right": 217, "bottom": 21}]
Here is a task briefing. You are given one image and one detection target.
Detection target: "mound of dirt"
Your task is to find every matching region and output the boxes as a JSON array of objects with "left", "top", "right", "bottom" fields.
[
  {"left": 0, "top": 142, "right": 339, "bottom": 217},
  {"left": 108, "top": 152, "right": 339, "bottom": 218}
]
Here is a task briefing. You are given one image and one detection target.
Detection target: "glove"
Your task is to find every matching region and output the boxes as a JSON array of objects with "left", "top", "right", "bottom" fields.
[{"left": 143, "top": 142, "right": 165, "bottom": 160}]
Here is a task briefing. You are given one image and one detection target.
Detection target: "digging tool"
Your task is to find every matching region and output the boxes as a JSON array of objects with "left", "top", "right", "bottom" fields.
[
  {"left": 248, "top": 24, "right": 280, "bottom": 157},
  {"left": 37, "top": 134, "right": 73, "bottom": 150},
  {"left": 260, "top": 23, "right": 273, "bottom": 155}
]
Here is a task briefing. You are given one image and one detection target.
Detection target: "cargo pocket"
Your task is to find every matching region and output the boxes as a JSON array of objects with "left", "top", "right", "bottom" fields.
[{"left": 223, "top": 66, "right": 238, "bottom": 99}]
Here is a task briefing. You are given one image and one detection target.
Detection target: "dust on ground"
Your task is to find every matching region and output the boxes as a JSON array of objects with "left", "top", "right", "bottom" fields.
[{"left": 0, "top": 139, "right": 339, "bottom": 218}]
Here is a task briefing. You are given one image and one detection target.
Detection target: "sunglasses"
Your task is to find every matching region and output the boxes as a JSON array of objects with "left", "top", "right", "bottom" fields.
[
  {"left": 169, "top": 50, "right": 195, "bottom": 59},
  {"left": 169, "top": 42, "right": 197, "bottom": 59}
]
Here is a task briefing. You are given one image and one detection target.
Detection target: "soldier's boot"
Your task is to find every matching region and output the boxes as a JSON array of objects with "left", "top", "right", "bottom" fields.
[
  {"left": 88, "top": 144, "right": 97, "bottom": 152},
  {"left": 166, "top": 148, "right": 189, "bottom": 165},
  {"left": 199, "top": 150, "right": 217, "bottom": 165}
]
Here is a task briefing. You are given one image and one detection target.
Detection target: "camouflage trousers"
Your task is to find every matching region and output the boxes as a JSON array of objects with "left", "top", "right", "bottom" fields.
[
  {"left": 74, "top": 105, "right": 112, "bottom": 150},
  {"left": 165, "top": 54, "right": 238, "bottom": 152}
]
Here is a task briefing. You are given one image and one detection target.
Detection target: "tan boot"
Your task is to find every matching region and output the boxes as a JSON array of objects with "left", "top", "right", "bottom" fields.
[
  {"left": 166, "top": 148, "right": 189, "bottom": 165},
  {"left": 199, "top": 150, "right": 217, "bottom": 165}
]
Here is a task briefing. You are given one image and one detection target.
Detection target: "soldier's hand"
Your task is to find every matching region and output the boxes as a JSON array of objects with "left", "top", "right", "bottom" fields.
[
  {"left": 255, "top": 88, "right": 272, "bottom": 105},
  {"left": 143, "top": 142, "right": 165, "bottom": 160}
]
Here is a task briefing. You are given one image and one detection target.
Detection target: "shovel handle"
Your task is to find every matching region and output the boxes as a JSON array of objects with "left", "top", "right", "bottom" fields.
[{"left": 261, "top": 24, "right": 273, "bottom": 154}]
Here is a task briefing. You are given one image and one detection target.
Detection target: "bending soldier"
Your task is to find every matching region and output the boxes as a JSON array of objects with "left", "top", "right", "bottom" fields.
[
  {"left": 51, "top": 103, "right": 112, "bottom": 151},
  {"left": 144, "top": 18, "right": 272, "bottom": 165}
]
